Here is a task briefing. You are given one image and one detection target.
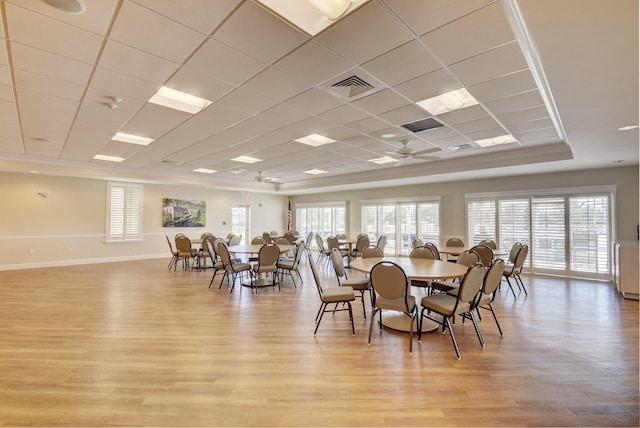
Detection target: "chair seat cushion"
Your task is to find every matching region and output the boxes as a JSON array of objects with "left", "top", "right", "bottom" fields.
[
  {"left": 421, "top": 294, "right": 470, "bottom": 316},
  {"left": 376, "top": 295, "right": 416, "bottom": 313},
  {"left": 253, "top": 264, "right": 277, "bottom": 273},
  {"left": 323, "top": 286, "right": 355, "bottom": 303},
  {"left": 431, "top": 280, "right": 459, "bottom": 293},
  {"left": 231, "top": 262, "right": 251, "bottom": 272},
  {"left": 277, "top": 261, "right": 294, "bottom": 269},
  {"left": 343, "top": 278, "right": 370, "bottom": 290}
]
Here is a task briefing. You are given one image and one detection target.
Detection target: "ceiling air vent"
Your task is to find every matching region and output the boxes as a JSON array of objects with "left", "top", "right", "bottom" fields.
[
  {"left": 450, "top": 143, "right": 474, "bottom": 152},
  {"left": 331, "top": 76, "right": 374, "bottom": 98},
  {"left": 401, "top": 117, "right": 444, "bottom": 133}
]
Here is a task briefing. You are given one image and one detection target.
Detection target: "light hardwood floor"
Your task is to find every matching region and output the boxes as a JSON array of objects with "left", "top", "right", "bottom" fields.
[{"left": 0, "top": 255, "right": 638, "bottom": 427}]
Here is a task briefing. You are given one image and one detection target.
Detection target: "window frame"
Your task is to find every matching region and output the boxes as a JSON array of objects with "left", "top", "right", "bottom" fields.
[{"left": 106, "top": 182, "right": 143, "bottom": 243}]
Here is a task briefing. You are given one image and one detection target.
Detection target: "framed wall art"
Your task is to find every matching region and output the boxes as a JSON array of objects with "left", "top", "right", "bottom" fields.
[{"left": 163, "top": 198, "right": 206, "bottom": 227}]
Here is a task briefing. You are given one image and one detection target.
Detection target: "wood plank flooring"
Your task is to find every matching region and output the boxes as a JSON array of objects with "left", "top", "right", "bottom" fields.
[{"left": 0, "top": 256, "right": 638, "bottom": 427}]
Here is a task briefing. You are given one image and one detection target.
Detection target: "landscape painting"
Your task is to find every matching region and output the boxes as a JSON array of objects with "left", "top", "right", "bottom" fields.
[{"left": 163, "top": 199, "right": 206, "bottom": 227}]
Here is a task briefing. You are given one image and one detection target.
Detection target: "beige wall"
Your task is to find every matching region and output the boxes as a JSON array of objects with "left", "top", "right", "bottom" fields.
[
  {"left": 0, "top": 172, "right": 288, "bottom": 270},
  {"left": 290, "top": 166, "right": 639, "bottom": 243}
]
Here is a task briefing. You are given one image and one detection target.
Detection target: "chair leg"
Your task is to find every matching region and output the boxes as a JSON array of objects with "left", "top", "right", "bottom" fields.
[
  {"left": 444, "top": 317, "right": 461, "bottom": 360},
  {"left": 468, "top": 310, "right": 485, "bottom": 348},
  {"left": 486, "top": 303, "right": 503, "bottom": 336},
  {"left": 314, "top": 302, "right": 327, "bottom": 334},
  {"left": 504, "top": 276, "right": 517, "bottom": 298},
  {"left": 347, "top": 302, "right": 355, "bottom": 336},
  {"left": 516, "top": 274, "right": 528, "bottom": 295},
  {"left": 360, "top": 291, "right": 367, "bottom": 320},
  {"left": 368, "top": 308, "right": 380, "bottom": 345}
]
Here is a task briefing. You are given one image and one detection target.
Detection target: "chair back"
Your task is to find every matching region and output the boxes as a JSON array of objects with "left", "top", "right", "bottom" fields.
[
  {"left": 336, "top": 233, "right": 347, "bottom": 240},
  {"left": 370, "top": 261, "right": 410, "bottom": 303},
  {"left": 307, "top": 252, "right": 325, "bottom": 299},
  {"left": 457, "top": 263, "right": 486, "bottom": 304},
  {"left": 292, "top": 240, "right": 305, "bottom": 267},
  {"left": 376, "top": 235, "right": 387, "bottom": 251},
  {"left": 205, "top": 238, "right": 219, "bottom": 265},
  {"left": 330, "top": 248, "right": 347, "bottom": 278},
  {"left": 166, "top": 235, "right": 176, "bottom": 253},
  {"left": 456, "top": 250, "right": 480, "bottom": 267},
  {"left": 257, "top": 243, "right": 280, "bottom": 267},
  {"left": 229, "top": 234, "right": 241, "bottom": 246},
  {"left": 513, "top": 244, "right": 529, "bottom": 270},
  {"left": 201, "top": 235, "right": 215, "bottom": 257},
  {"left": 355, "top": 235, "right": 370, "bottom": 252},
  {"left": 508, "top": 242, "right": 523, "bottom": 264},
  {"left": 410, "top": 246, "right": 435, "bottom": 259},
  {"left": 270, "top": 230, "right": 278, "bottom": 237},
  {"left": 251, "top": 236, "right": 267, "bottom": 244},
  {"left": 482, "top": 258, "right": 505, "bottom": 296},
  {"left": 412, "top": 237, "right": 424, "bottom": 249},
  {"left": 175, "top": 235, "right": 192, "bottom": 254},
  {"left": 305, "top": 232, "right": 313, "bottom": 248},
  {"left": 283, "top": 231, "right": 296, "bottom": 244},
  {"left": 262, "top": 232, "right": 272, "bottom": 243},
  {"left": 471, "top": 244, "right": 494, "bottom": 267},
  {"left": 315, "top": 234, "right": 326, "bottom": 251},
  {"left": 356, "top": 233, "right": 368, "bottom": 241},
  {"left": 362, "top": 246, "right": 383, "bottom": 258},
  {"left": 326, "top": 236, "right": 340, "bottom": 251},
  {"left": 479, "top": 239, "right": 497, "bottom": 249},
  {"left": 274, "top": 237, "right": 289, "bottom": 246},
  {"left": 445, "top": 237, "right": 465, "bottom": 247},
  {"left": 216, "top": 242, "right": 232, "bottom": 268},
  {"left": 424, "top": 242, "right": 440, "bottom": 260},
  {"left": 175, "top": 233, "right": 185, "bottom": 239},
  {"left": 201, "top": 232, "right": 214, "bottom": 240}
]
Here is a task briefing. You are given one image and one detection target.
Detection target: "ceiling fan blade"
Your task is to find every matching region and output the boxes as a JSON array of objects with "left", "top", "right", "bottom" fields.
[
  {"left": 412, "top": 148, "right": 441, "bottom": 156},
  {"left": 414, "top": 155, "right": 440, "bottom": 161},
  {"left": 384, "top": 151, "right": 400, "bottom": 156}
]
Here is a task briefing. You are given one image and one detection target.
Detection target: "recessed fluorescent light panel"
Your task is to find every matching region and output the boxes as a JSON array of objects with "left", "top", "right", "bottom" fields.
[
  {"left": 475, "top": 135, "right": 518, "bottom": 147},
  {"left": 368, "top": 156, "right": 398, "bottom": 165},
  {"left": 112, "top": 132, "right": 154, "bottom": 146},
  {"left": 295, "top": 134, "right": 336, "bottom": 147},
  {"left": 231, "top": 156, "right": 262, "bottom": 164},
  {"left": 93, "top": 154, "right": 125, "bottom": 162},
  {"left": 149, "top": 86, "right": 212, "bottom": 114},
  {"left": 618, "top": 125, "right": 638, "bottom": 131},
  {"left": 193, "top": 168, "right": 217, "bottom": 174},
  {"left": 417, "top": 88, "right": 479, "bottom": 116},
  {"left": 303, "top": 169, "right": 328, "bottom": 175}
]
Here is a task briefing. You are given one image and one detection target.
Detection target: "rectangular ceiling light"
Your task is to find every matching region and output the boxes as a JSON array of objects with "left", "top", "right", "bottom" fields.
[
  {"left": 303, "top": 168, "right": 328, "bottom": 175},
  {"left": 112, "top": 132, "right": 154, "bottom": 146},
  {"left": 93, "top": 154, "right": 125, "bottom": 163},
  {"left": 231, "top": 155, "right": 262, "bottom": 164},
  {"left": 149, "top": 86, "right": 212, "bottom": 114},
  {"left": 417, "top": 88, "right": 479, "bottom": 116},
  {"left": 475, "top": 135, "right": 518, "bottom": 147},
  {"left": 193, "top": 168, "right": 217, "bottom": 174},
  {"left": 368, "top": 156, "right": 398, "bottom": 165},
  {"left": 294, "top": 134, "right": 336, "bottom": 147}
]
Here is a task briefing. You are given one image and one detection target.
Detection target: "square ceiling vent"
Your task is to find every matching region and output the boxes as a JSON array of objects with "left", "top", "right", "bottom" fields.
[
  {"left": 401, "top": 117, "right": 444, "bottom": 133},
  {"left": 321, "top": 69, "right": 384, "bottom": 101}
]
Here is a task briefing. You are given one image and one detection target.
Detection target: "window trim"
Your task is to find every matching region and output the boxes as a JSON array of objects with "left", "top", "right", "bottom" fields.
[{"left": 106, "top": 182, "right": 143, "bottom": 243}]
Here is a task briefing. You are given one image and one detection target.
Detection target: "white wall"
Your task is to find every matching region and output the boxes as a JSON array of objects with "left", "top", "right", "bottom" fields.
[
  {"left": 0, "top": 172, "right": 288, "bottom": 270},
  {"left": 290, "top": 166, "right": 639, "bottom": 243}
]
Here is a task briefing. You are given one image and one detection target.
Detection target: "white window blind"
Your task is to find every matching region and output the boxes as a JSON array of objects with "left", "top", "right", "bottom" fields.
[
  {"left": 418, "top": 202, "right": 440, "bottom": 244},
  {"left": 231, "top": 205, "right": 249, "bottom": 245},
  {"left": 467, "top": 200, "right": 496, "bottom": 245},
  {"left": 532, "top": 197, "right": 565, "bottom": 270},
  {"left": 107, "top": 182, "right": 143, "bottom": 242},
  {"left": 498, "top": 199, "right": 530, "bottom": 249},
  {"left": 295, "top": 203, "right": 346, "bottom": 247},
  {"left": 569, "top": 196, "right": 609, "bottom": 273}
]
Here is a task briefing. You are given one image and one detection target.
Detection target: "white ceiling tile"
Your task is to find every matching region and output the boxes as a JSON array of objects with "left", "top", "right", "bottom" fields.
[
  {"left": 0, "top": 85, "right": 14, "bottom": 102},
  {"left": 344, "top": 116, "right": 390, "bottom": 134},
  {"left": 212, "top": 1, "right": 308, "bottom": 65},
  {"left": 121, "top": 103, "right": 191, "bottom": 139},
  {"left": 283, "top": 88, "right": 345, "bottom": 115},
  {"left": 468, "top": 69, "right": 537, "bottom": 103},
  {"left": 258, "top": 103, "right": 310, "bottom": 127},
  {"left": 215, "top": 88, "right": 275, "bottom": 115},
  {"left": 514, "top": 128, "right": 560, "bottom": 144},
  {"left": 18, "top": 100, "right": 75, "bottom": 144},
  {"left": 377, "top": 104, "right": 430, "bottom": 126},
  {"left": 185, "top": 38, "right": 266, "bottom": 86},
  {"left": 384, "top": 0, "right": 492, "bottom": 36},
  {"left": 318, "top": 104, "right": 372, "bottom": 126},
  {"left": 273, "top": 40, "right": 352, "bottom": 86},
  {"left": 109, "top": 1, "right": 206, "bottom": 64},
  {"left": 351, "top": 89, "right": 410, "bottom": 116},
  {"left": 453, "top": 117, "right": 503, "bottom": 135},
  {"left": 497, "top": 105, "right": 550, "bottom": 125},
  {"left": 394, "top": 68, "right": 461, "bottom": 102},
  {"left": 241, "top": 68, "right": 309, "bottom": 104},
  {"left": 484, "top": 89, "right": 545, "bottom": 116},
  {"left": 131, "top": 0, "right": 241, "bottom": 34},
  {"left": 449, "top": 42, "right": 529, "bottom": 86},
  {"left": 5, "top": 4, "right": 103, "bottom": 64},
  {"left": 0, "top": 33, "right": 9, "bottom": 66},
  {"left": 11, "top": 0, "right": 117, "bottom": 34},
  {"left": 24, "top": 139, "right": 63, "bottom": 158},
  {"left": 98, "top": 40, "right": 180, "bottom": 84},
  {"left": 0, "top": 66, "right": 12, "bottom": 86},
  {"left": 466, "top": 127, "right": 511, "bottom": 141},
  {"left": 90, "top": 67, "right": 159, "bottom": 102},
  {"left": 98, "top": 140, "right": 144, "bottom": 159},
  {"left": 10, "top": 42, "right": 93, "bottom": 85},
  {"left": 437, "top": 105, "right": 491, "bottom": 126},
  {"left": 361, "top": 40, "right": 441, "bottom": 86},
  {"left": 317, "top": 1, "right": 413, "bottom": 65},
  {"left": 507, "top": 117, "right": 555, "bottom": 134},
  {"left": 166, "top": 64, "right": 236, "bottom": 103},
  {"left": 14, "top": 69, "right": 85, "bottom": 101},
  {"left": 420, "top": 2, "right": 515, "bottom": 66}
]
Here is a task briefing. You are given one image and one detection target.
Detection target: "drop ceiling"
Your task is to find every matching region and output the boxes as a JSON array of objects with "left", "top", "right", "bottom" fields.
[{"left": 0, "top": 0, "right": 637, "bottom": 195}]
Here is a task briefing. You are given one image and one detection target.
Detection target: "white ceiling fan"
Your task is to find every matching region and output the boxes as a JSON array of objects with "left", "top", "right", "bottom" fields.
[
  {"left": 254, "top": 171, "right": 281, "bottom": 183},
  {"left": 385, "top": 140, "right": 441, "bottom": 162}
]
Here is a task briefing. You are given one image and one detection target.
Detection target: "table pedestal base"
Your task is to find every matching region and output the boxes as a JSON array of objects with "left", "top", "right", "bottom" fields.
[{"left": 380, "top": 310, "right": 438, "bottom": 333}]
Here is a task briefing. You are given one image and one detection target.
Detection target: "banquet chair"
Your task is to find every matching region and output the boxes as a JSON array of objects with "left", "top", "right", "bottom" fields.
[
  {"left": 175, "top": 235, "right": 197, "bottom": 270},
  {"left": 412, "top": 237, "right": 424, "bottom": 249},
  {"left": 430, "top": 250, "right": 480, "bottom": 294},
  {"left": 368, "top": 261, "right": 417, "bottom": 354},
  {"left": 362, "top": 246, "right": 383, "bottom": 258},
  {"left": 315, "top": 234, "right": 331, "bottom": 268},
  {"left": 248, "top": 236, "right": 267, "bottom": 262},
  {"left": 283, "top": 231, "right": 297, "bottom": 244},
  {"left": 277, "top": 240, "right": 305, "bottom": 288},
  {"left": 503, "top": 244, "right": 529, "bottom": 298},
  {"left": 471, "top": 244, "right": 494, "bottom": 268},
  {"left": 331, "top": 248, "right": 372, "bottom": 319},
  {"left": 251, "top": 243, "right": 280, "bottom": 292},
  {"left": 350, "top": 235, "right": 370, "bottom": 260},
  {"left": 479, "top": 239, "right": 498, "bottom": 249},
  {"left": 424, "top": 242, "right": 441, "bottom": 260},
  {"left": 217, "top": 242, "right": 251, "bottom": 293},
  {"left": 206, "top": 239, "right": 226, "bottom": 289},
  {"left": 408, "top": 246, "right": 436, "bottom": 290},
  {"left": 198, "top": 235, "right": 216, "bottom": 268},
  {"left": 228, "top": 233, "right": 242, "bottom": 246},
  {"left": 308, "top": 253, "right": 355, "bottom": 335},
  {"left": 461, "top": 258, "right": 506, "bottom": 337},
  {"left": 262, "top": 231, "right": 272, "bottom": 243},
  {"left": 376, "top": 235, "right": 387, "bottom": 252},
  {"left": 445, "top": 237, "right": 465, "bottom": 261},
  {"left": 327, "top": 236, "right": 349, "bottom": 263},
  {"left": 166, "top": 235, "right": 179, "bottom": 270},
  {"left": 419, "top": 263, "right": 485, "bottom": 359}
]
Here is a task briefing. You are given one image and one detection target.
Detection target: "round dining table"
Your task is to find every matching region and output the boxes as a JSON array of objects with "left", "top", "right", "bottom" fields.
[{"left": 350, "top": 256, "right": 468, "bottom": 332}]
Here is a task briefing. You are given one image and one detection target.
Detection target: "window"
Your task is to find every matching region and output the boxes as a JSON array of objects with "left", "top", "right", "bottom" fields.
[
  {"left": 106, "top": 182, "right": 143, "bottom": 242},
  {"left": 296, "top": 203, "right": 346, "bottom": 247},
  {"left": 361, "top": 200, "right": 440, "bottom": 255},
  {"left": 466, "top": 188, "right": 614, "bottom": 279},
  {"left": 231, "top": 205, "right": 249, "bottom": 245}
]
